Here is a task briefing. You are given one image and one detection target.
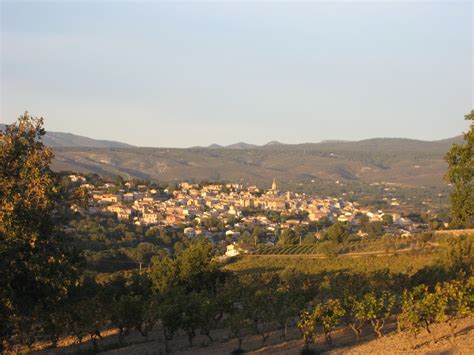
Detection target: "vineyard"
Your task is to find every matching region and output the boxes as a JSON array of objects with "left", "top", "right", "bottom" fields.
[
  {"left": 256, "top": 244, "right": 321, "bottom": 255},
  {"left": 253, "top": 236, "right": 432, "bottom": 256}
]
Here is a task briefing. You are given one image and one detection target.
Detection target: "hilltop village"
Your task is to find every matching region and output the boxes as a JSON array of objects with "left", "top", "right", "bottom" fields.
[{"left": 67, "top": 174, "right": 432, "bottom": 256}]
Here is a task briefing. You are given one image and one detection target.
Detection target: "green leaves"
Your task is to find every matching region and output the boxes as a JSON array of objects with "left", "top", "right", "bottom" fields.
[
  {"left": 297, "top": 310, "right": 317, "bottom": 349},
  {"left": 399, "top": 279, "right": 473, "bottom": 336},
  {"left": 1, "top": 113, "right": 81, "bottom": 349},
  {"left": 298, "top": 299, "right": 345, "bottom": 347},
  {"left": 445, "top": 110, "right": 474, "bottom": 227}
]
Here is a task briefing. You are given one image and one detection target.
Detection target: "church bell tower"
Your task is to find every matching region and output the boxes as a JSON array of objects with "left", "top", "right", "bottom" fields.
[{"left": 271, "top": 178, "right": 277, "bottom": 191}]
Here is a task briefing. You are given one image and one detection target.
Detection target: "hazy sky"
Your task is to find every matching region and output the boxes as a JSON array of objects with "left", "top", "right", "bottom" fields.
[{"left": 1, "top": 1, "right": 473, "bottom": 147}]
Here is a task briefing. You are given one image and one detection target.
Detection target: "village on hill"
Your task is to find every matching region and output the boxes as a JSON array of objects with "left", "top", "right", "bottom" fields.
[{"left": 69, "top": 174, "right": 431, "bottom": 257}]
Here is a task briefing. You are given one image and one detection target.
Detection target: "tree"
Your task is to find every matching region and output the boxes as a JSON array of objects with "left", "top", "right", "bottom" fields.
[
  {"left": 382, "top": 214, "right": 394, "bottom": 226},
  {"left": 443, "top": 235, "right": 473, "bottom": 275},
  {"left": 399, "top": 285, "right": 445, "bottom": 336},
  {"left": 278, "top": 267, "right": 309, "bottom": 329},
  {"left": 111, "top": 295, "right": 147, "bottom": 345},
  {"left": 158, "top": 290, "right": 184, "bottom": 353},
  {"left": 251, "top": 226, "right": 265, "bottom": 245},
  {"left": 363, "top": 221, "right": 384, "bottom": 238},
  {"left": 325, "top": 222, "right": 350, "bottom": 243},
  {"left": 445, "top": 110, "right": 474, "bottom": 227},
  {"left": 313, "top": 299, "right": 345, "bottom": 346},
  {"left": 176, "top": 239, "right": 214, "bottom": 285},
  {"left": 358, "top": 291, "right": 395, "bottom": 338},
  {"left": 0, "top": 113, "right": 81, "bottom": 350},
  {"left": 342, "top": 294, "right": 365, "bottom": 342},
  {"left": 150, "top": 255, "right": 178, "bottom": 294},
  {"left": 436, "top": 279, "right": 472, "bottom": 338},
  {"left": 278, "top": 228, "right": 299, "bottom": 245},
  {"left": 358, "top": 214, "right": 370, "bottom": 228},
  {"left": 297, "top": 310, "right": 317, "bottom": 351},
  {"left": 318, "top": 240, "right": 338, "bottom": 258},
  {"left": 226, "top": 280, "right": 252, "bottom": 353},
  {"left": 302, "top": 233, "right": 317, "bottom": 245},
  {"left": 50, "top": 275, "right": 106, "bottom": 348}
]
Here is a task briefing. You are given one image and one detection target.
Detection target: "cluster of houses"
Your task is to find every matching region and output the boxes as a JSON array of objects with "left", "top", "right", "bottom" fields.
[{"left": 70, "top": 175, "right": 425, "bottom": 254}]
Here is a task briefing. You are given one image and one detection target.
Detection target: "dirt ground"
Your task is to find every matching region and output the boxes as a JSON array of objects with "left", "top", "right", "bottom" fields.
[
  {"left": 252, "top": 317, "right": 474, "bottom": 355},
  {"left": 32, "top": 316, "right": 473, "bottom": 355}
]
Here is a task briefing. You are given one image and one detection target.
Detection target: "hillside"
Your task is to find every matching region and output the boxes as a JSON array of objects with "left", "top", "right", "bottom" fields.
[
  {"left": 32, "top": 315, "right": 472, "bottom": 354},
  {"left": 51, "top": 136, "right": 463, "bottom": 187},
  {"left": 2, "top": 121, "right": 462, "bottom": 187},
  {"left": 0, "top": 123, "right": 133, "bottom": 148}
]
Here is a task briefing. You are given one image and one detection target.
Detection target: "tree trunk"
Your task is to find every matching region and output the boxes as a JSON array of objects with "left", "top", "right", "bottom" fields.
[
  {"left": 50, "top": 335, "right": 58, "bottom": 348},
  {"left": 201, "top": 329, "right": 214, "bottom": 343},
  {"left": 349, "top": 323, "right": 361, "bottom": 342},
  {"left": 238, "top": 336, "right": 243, "bottom": 351},
  {"left": 425, "top": 321, "right": 431, "bottom": 334},
  {"left": 118, "top": 331, "right": 124, "bottom": 346},
  {"left": 448, "top": 320, "right": 457, "bottom": 342},
  {"left": 187, "top": 329, "right": 195, "bottom": 347},
  {"left": 324, "top": 330, "right": 332, "bottom": 346},
  {"left": 91, "top": 335, "right": 98, "bottom": 352},
  {"left": 371, "top": 318, "right": 384, "bottom": 338},
  {"left": 304, "top": 340, "right": 310, "bottom": 351},
  {"left": 137, "top": 325, "right": 147, "bottom": 337},
  {"left": 164, "top": 329, "right": 173, "bottom": 354}
]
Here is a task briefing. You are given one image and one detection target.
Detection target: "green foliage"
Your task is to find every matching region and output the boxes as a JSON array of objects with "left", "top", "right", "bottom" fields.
[
  {"left": 317, "top": 241, "right": 338, "bottom": 258},
  {"left": 443, "top": 235, "right": 474, "bottom": 275},
  {"left": 435, "top": 279, "right": 473, "bottom": 333},
  {"left": 312, "top": 299, "right": 345, "bottom": 346},
  {"left": 445, "top": 110, "right": 474, "bottom": 227},
  {"left": 399, "top": 279, "right": 473, "bottom": 338},
  {"left": 382, "top": 214, "right": 394, "bottom": 226},
  {"left": 363, "top": 221, "right": 385, "bottom": 238},
  {"left": 0, "top": 113, "right": 82, "bottom": 350},
  {"left": 3, "top": 113, "right": 473, "bottom": 353},
  {"left": 324, "top": 222, "right": 351, "bottom": 243},
  {"left": 278, "top": 228, "right": 299, "bottom": 245},
  {"left": 399, "top": 284, "right": 445, "bottom": 335},
  {"left": 297, "top": 310, "right": 317, "bottom": 350},
  {"left": 357, "top": 291, "right": 395, "bottom": 337}
]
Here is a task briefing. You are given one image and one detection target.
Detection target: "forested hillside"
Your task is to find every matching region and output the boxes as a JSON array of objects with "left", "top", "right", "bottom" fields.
[{"left": 52, "top": 136, "right": 463, "bottom": 188}]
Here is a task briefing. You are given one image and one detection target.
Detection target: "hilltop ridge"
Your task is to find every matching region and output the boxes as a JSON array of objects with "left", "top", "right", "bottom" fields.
[
  {"left": 0, "top": 123, "right": 133, "bottom": 148},
  {"left": 2, "top": 123, "right": 463, "bottom": 187}
]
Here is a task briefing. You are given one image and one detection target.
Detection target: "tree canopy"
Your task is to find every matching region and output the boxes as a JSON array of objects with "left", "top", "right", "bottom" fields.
[
  {"left": 0, "top": 113, "right": 81, "bottom": 349},
  {"left": 445, "top": 110, "right": 473, "bottom": 227}
]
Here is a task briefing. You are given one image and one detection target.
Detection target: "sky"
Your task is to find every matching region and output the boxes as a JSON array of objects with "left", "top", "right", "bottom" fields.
[{"left": 1, "top": 0, "right": 473, "bottom": 148}]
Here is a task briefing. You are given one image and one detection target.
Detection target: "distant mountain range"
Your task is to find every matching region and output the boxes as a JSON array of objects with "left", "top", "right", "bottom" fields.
[
  {"left": 190, "top": 141, "right": 283, "bottom": 149},
  {"left": 1, "top": 122, "right": 463, "bottom": 188},
  {"left": 0, "top": 123, "right": 133, "bottom": 148}
]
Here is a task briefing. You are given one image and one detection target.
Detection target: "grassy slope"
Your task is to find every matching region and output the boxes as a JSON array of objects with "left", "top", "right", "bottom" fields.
[{"left": 225, "top": 252, "right": 436, "bottom": 275}]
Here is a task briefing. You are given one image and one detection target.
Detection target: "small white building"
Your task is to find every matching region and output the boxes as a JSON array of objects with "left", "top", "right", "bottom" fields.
[{"left": 225, "top": 243, "right": 244, "bottom": 257}]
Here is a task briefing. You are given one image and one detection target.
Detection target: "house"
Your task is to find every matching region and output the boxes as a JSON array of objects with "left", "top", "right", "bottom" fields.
[
  {"left": 106, "top": 205, "right": 132, "bottom": 221},
  {"left": 123, "top": 193, "right": 134, "bottom": 202},
  {"left": 141, "top": 211, "right": 159, "bottom": 225},
  {"left": 225, "top": 243, "right": 244, "bottom": 257},
  {"left": 184, "top": 227, "right": 195, "bottom": 238}
]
